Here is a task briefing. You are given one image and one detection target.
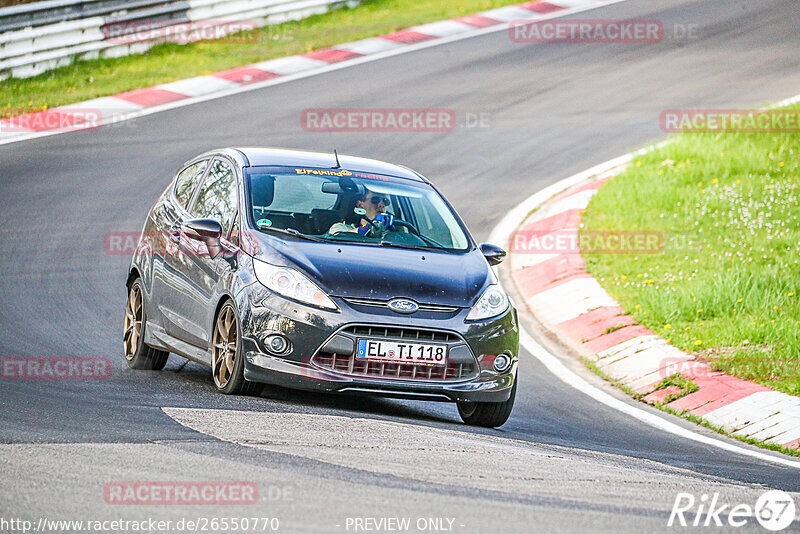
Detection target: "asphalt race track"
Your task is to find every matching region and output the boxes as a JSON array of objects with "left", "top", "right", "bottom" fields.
[{"left": 2, "top": 0, "right": 800, "bottom": 531}]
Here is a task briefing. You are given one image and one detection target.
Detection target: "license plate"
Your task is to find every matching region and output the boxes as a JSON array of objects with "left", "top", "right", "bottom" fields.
[{"left": 356, "top": 339, "right": 447, "bottom": 366}]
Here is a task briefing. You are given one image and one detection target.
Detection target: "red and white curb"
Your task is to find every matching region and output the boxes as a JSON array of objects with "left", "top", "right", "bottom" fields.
[
  {"left": 0, "top": 0, "right": 625, "bottom": 145},
  {"left": 506, "top": 163, "right": 800, "bottom": 451}
]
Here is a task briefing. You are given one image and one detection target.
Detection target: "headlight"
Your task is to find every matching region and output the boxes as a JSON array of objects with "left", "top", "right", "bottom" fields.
[
  {"left": 252, "top": 258, "right": 337, "bottom": 310},
  {"left": 466, "top": 285, "right": 509, "bottom": 321}
]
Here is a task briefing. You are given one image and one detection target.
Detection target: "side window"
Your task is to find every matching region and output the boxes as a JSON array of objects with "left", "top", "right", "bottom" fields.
[
  {"left": 174, "top": 160, "right": 208, "bottom": 209},
  {"left": 190, "top": 159, "right": 238, "bottom": 233}
]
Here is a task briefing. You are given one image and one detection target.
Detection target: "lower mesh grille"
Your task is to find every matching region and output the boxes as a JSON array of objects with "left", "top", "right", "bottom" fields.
[
  {"left": 311, "top": 325, "right": 476, "bottom": 382},
  {"left": 313, "top": 353, "right": 474, "bottom": 381}
]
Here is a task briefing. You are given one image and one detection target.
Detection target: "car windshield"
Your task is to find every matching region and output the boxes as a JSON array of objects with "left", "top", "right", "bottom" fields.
[{"left": 245, "top": 166, "right": 470, "bottom": 251}]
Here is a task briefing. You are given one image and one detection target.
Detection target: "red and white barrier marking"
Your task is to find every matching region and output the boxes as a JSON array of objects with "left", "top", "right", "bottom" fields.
[
  {"left": 0, "top": 0, "right": 616, "bottom": 143},
  {"left": 508, "top": 167, "right": 800, "bottom": 450}
]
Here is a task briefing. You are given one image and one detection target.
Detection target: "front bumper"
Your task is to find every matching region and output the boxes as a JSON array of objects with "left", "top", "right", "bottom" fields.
[
  {"left": 243, "top": 352, "right": 516, "bottom": 402},
  {"left": 239, "top": 285, "right": 519, "bottom": 403}
]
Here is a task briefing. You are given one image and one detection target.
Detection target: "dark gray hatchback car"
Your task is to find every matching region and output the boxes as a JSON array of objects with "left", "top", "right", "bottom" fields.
[{"left": 124, "top": 148, "right": 519, "bottom": 427}]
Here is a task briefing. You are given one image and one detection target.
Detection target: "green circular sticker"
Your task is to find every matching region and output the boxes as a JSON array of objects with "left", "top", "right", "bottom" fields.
[{"left": 256, "top": 219, "right": 272, "bottom": 228}]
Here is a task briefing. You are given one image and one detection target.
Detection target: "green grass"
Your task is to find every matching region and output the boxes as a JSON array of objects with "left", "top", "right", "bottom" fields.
[
  {"left": 603, "top": 324, "right": 629, "bottom": 335},
  {"left": 580, "top": 104, "right": 800, "bottom": 397},
  {"left": 0, "top": 0, "right": 40, "bottom": 6},
  {"left": 1, "top": 0, "right": 524, "bottom": 118},
  {"left": 651, "top": 373, "right": 698, "bottom": 403},
  {"left": 581, "top": 358, "right": 800, "bottom": 457}
]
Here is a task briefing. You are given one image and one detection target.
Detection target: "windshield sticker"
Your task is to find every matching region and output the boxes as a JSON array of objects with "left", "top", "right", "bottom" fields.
[
  {"left": 294, "top": 168, "right": 353, "bottom": 177},
  {"left": 353, "top": 172, "right": 390, "bottom": 182},
  {"left": 256, "top": 219, "right": 272, "bottom": 228},
  {"left": 293, "top": 168, "right": 391, "bottom": 181}
]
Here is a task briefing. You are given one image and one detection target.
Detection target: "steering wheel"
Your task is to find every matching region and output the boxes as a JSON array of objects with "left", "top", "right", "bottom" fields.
[
  {"left": 390, "top": 219, "right": 420, "bottom": 235},
  {"left": 352, "top": 208, "right": 424, "bottom": 242},
  {"left": 367, "top": 217, "right": 416, "bottom": 237},
  {"left": 370, "top": 218, "right": 445, "bottom": 247}
]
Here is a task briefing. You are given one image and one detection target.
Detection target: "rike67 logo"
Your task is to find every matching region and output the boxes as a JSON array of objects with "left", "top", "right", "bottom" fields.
[{"left": 669, "top": 490, "right": 797, "bottom": 531}]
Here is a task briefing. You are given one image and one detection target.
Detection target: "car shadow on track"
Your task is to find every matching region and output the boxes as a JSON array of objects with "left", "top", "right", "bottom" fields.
[{"left": 159, "top": 357, "right": 460, "bottom": 426}]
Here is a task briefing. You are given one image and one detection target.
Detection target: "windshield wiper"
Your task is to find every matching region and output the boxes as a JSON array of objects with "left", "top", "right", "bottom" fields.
[
  {"left": 412, "top": 233, "right": 445, "bottom": 249},
  {"left": 258, "top": 227, "right": 327, "bottom": 242},
  {"left": 378, "top": 240, "right": 438, "bottom": 251},
  {"left": 380, "top": 231, "right": 445, "bottom": 249}
]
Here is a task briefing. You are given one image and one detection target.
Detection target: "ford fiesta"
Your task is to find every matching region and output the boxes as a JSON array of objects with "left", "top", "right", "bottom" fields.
[{"left": 124, "top": 148, "right": 519, "bottom": 427}]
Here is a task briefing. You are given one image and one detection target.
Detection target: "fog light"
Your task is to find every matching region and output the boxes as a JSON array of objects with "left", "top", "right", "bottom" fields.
[
  {"left": 265, "top": 334, "right": 291, "bottom": 355},
  {"left": 493, "top": 354, "right": 512, "bottom": 373}
]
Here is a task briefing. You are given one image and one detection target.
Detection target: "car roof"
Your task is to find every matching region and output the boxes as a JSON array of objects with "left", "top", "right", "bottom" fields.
[{"left": 221, "top": 147, "right": 427, "bottom": 183}]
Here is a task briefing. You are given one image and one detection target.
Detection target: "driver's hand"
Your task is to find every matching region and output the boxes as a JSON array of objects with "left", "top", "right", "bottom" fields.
[{"left": 373, "top": 213, "right": 395, "bottom": 229}]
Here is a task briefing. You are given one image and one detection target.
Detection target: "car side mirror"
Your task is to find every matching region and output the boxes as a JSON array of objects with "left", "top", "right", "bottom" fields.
[
  {"left": 479, "top": 243, "right": 506, "bottom": 266},
  {"left": 183, "top": 218, "right": 223, "bottom": 259}
]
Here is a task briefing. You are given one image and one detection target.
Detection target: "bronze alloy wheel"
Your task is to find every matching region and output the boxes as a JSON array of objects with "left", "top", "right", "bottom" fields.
[
  {"left": 123, "top": 283, "right": 143, "bottom": 361},
  {"left": 212, "top": 304, "right": 238, "bottom": 389},
  {"left": 123, "top": 278, "right": 169, "bottom": 370}
]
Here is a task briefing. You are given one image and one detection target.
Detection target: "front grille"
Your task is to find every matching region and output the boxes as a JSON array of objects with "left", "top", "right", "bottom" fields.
[
  {"left": 343, "top": 297, "right": 459, "bottom": 313},
  {"left": 344, "top": 325, "right": 460, "bottom": 343},
  {"left": 313, "top": 352, "right": 474, "bottom": 381},
  {"left": 311, "top": 325, "right": 477, "bottom": 382}
]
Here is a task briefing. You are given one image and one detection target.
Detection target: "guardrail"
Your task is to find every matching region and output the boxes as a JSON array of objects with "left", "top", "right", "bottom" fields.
[
  {"left": 0, "top": 0, "right": 358, "bottom": 80},
  {"left": 0, "top": 0, "right": 178, "bottom": 33}
]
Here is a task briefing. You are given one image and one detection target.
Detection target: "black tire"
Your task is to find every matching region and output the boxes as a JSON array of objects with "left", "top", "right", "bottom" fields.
[
  {"left": 457, "top": 377, "right": 517, "bottom": 428},
  {"left": 211, "top": 301, "right": 263, "bottom": 396},
  {"left": 124, "top": 279, "right": 169, "bottom": 370}
]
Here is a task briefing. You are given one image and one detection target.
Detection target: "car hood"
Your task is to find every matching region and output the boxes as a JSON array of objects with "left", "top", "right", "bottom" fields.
[{"left": 252, "top": 237, "right": 492, "bottom": 307}]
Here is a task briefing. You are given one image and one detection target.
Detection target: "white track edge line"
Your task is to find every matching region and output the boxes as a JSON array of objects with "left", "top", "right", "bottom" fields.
[
  {"left": 0, "top": 0, "right": 630, "bottom": 147},
  {"left": 488, "top": 100, "right": 800, "bottom": 469},
  {"left": 517, "top": 329, "right": 800, "bottom": 469}
]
